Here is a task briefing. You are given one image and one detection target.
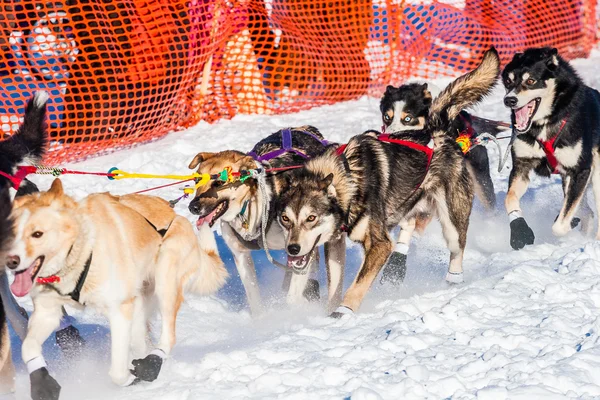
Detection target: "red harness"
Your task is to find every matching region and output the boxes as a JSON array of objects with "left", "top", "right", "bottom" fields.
[
  {"left": 536, "top": 119, "right": 568, "bottom": 174},
  {"left": 335, "top": 134, "right": 434, "bottom": 182},
  {"left": 0, "top": 166, "right": 37, "bottom": 190}
]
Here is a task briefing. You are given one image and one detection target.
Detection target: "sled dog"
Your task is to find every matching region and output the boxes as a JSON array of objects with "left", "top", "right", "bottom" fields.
[
  {"left": 278, "top": 48, "right": 500, "bottom": 316},
  {"left": 502, "top": 47, "right": 600, "bottom": 249},
  {"left": 6, "top": 179, "right": 227, "bottom": 399},
  {"left": 187, "top": 126, "right": 346, "bottom": 314}
]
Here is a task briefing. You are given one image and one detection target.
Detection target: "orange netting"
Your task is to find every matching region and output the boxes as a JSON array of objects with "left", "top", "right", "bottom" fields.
[{"left": 0, "top": 0, "right": 597, "bottom": 164}]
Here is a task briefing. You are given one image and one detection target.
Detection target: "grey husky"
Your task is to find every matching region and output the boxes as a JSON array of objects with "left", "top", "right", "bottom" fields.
[
  {"left": 187, "top": 126, "right": 346, "bottom": 315},
  {"left": 277, "top": 48, "right": 501, "bottom": 316}
]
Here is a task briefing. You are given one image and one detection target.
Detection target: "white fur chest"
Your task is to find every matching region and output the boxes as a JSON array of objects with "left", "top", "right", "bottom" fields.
[{"left": 513, "top": 137, "right": 546, "bottom": 159}]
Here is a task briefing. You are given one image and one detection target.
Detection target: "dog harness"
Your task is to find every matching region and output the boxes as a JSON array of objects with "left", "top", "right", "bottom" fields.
[
  {"left": 0, "top": 166, "right": 37, "bottom": 190},
  {"left": 248, "top": 127, "right": 330, "bottom": 162},
  {"left": 335, "top": 132, "right": 434, "bottom": 232},
  {"left": 35, "top": 252, "right": 93, "bottom": 303},
  {"left": 335, "top": 134, "right": 434, "bottom": 170},
  {"left": 35, "top": 217, "right": 170, "bottom": 303},
  {"left": 536, "top": 118, "right": 568, "bottom": 174}
]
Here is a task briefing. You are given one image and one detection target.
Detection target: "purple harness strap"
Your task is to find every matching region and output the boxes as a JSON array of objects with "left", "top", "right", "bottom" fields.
[{"left": 248, "top": 128, "right": 329, "bottom": 162}]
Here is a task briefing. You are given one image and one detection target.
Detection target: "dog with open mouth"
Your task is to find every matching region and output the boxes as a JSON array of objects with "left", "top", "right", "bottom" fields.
[
  {"left": 502, "top": 47, "right": 600, "bottom": 250},
  {"left": 5, "top": 179, "right": 228, "bottom": 399},
  {"left": 187, "top": 126, "right": 346, "bottom": 315},
  {"left": 378, "top": 82, "right": 506, "bottom": 284},
  {"left": 278, "top": 48, "right": 500, "bottom": 317}
]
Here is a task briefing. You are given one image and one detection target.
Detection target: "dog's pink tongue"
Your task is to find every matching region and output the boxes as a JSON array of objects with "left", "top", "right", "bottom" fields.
[
  {"left": 196, "top": 208, "right": 218, "bottom": 227},
  {"left": 514, "top": 100, "right": 534, "bottom": 130},
  {"left": 11, "top": 269, "right": 33, "bottom": 298}
]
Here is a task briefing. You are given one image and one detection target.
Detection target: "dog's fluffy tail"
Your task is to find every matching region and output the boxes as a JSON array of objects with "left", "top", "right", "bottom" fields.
[
  {"left": 429, "top": 48, "right": 500, "bottom": 134},
  {"left": 186, "top": 223, "right": 229, "bottom": 296}
]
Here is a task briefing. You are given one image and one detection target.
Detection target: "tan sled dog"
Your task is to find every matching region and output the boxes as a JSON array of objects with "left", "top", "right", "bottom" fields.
[{"left": 5, "top": 179, "right": 228, "bottom": 400}]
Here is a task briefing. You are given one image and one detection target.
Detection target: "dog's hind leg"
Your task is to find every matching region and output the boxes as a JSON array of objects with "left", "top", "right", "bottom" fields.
[
  {"left": 325, "top": 235, "right": 345, "bottom": 314},
  {"left": 466, "top": 147, "right": 496, "bottom": 211},
  {"left": 437, "top": 186, "right": 472, "bottom": 284},
  {"left": 332, "top": 219, "right": 392, "bottom": 316},
  {"left": 553, "top": 171, "right": 591, "bottom": 237}
]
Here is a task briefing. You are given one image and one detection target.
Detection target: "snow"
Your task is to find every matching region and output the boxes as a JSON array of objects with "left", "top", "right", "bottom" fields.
[{"left": 7, "top": 49, "right": 600, "bottom": 399}]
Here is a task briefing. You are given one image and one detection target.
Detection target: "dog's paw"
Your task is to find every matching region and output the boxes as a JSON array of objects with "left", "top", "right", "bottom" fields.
[
  {"left": 510, "top": 217, "right": 535, "bottom": 250},
  {"left": 55, "top": 325, "right": 85, "bottom": 358},
  {"left": 131, "top": 354, "right": 163, "bottom": 382},
  {"left": 329, "top": 306, "right": 353, "bottom": 319},
  {"left": 30, "top": 367, "right": 61, "bottom": 400},
  {"left": 381, "top": 252, "right": 407, "bottom": 285},
  {"left": 303, "top": 279, "right": 320, "bottom": 302},
  {"left": 445, "top": 271, "right": 464, "bottom": 284}
]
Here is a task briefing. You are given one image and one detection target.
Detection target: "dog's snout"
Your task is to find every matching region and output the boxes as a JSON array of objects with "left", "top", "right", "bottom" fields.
[
  {"left": 188, "top": 199, "right": 200, "bottom": 215},
  {"left": 6, "top": 255, "right": 20, "bottom": 270},
  {"left": 287, "top": 244, "right": 301, "bottom": 255},
  {"left": 504, "top": 96, "right": 518, "bottom": 108}
]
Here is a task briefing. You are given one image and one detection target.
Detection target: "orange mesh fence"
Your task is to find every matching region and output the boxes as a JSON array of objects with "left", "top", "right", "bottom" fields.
[{"left": 0, "top": 0, "right": 597, "bottom": 164}]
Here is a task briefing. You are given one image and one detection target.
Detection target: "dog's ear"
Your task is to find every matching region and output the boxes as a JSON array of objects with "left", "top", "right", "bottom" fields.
[
  {"left": 188, "top": 152, "right": 215, "bottom": 170},
  {"left": 422, "top": 83, "right": 432, "bottom": 104},
  {"left": 48, "top": 178, "right": 64, "bottom": 196},
  {"left": 545, "top": 48, "right": 559, "bottom": 71},
  {"left": 385, "top": 85, "right": 395, "bottom": 94},
  {"left": 235, "top": 153, "right": 258, "bottom": 171},
  {"left": 318, "top": 173, "right": 334, "bottom": 191}
]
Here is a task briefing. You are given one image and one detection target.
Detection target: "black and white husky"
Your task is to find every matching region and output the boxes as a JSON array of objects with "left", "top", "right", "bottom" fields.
[
  {"left": 502, "top": 47, "right": 600, "bottom": 249},
  {"left": 0, "top": 92, "right": 49, "bottom": 393},
  {"left": 380, "top": 82, "right": 504, "bottom": 211}
]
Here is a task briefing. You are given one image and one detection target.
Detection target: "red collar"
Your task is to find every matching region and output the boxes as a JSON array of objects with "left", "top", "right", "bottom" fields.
[
  {"left": 537, "top": 118, "right": 568, "bottom": 174},
  {"left": 0, "top": 166, "right": 37, "bottom": 190},
  {"left": 36, "top": 275, "right": 60, "bottom": 285}
]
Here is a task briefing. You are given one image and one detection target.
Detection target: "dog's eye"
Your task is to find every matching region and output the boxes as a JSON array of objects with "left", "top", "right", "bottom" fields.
[
  {"left": 403, "top": 116, "right": 412, "bottom": 123},
  {"left": 525, "top": 78, "right": 536, "bottom": 86},
  {"left": 32, "top": 231, "right": 43, "bottom": 238},
  {"left": 504, "top": 77, "right": 512, "bottom": 85},
  {"left": 383, "top": 114, "right": 391, "bottom": 122},
  {"left": 281, "top": 215, "right": 290, "bottom": 223},
  {"left": 307, "top": 215, "right": 316, "bottom": 222}
]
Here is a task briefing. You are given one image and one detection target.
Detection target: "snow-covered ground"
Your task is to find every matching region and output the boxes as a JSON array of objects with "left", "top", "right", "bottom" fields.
[{"left": 6, "top": 49, "right": 600, "bottom": 400}]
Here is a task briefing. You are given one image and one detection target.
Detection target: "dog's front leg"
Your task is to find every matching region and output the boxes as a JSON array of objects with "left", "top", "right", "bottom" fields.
[
  {"left": 381, "top": 217, "right": 415, "bottom": 285},
  {"left": 332, "top": 224, "right": 391, "bottom": 317},
  {"left": 506, "top": 159, "right": 535, "bottom": 250},
  {"left": 23, "top": 297, "right": 63, "bottom": 400},
  {"left": 286, "top": 249, "right": 320, "bottom": 306},
  {"left": 324, "top": 235, "right": 345, "bottom": 314},
  {"left": 108, "top": 302, "right": 135, "bottom": 386},
  {"left": 553, "top": 170, "right": 591, "bottom": 236},
  {"left": 221, "top": 222, "right": 262, "bottom": 316}
]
